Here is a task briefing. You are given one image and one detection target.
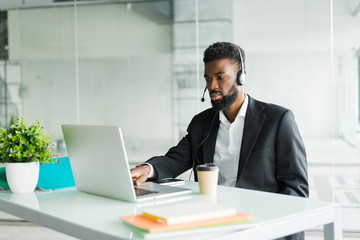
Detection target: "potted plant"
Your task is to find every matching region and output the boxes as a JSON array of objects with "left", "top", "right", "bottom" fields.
[{"left": 0, "top": 117, "right": 58, "bottom": 193}]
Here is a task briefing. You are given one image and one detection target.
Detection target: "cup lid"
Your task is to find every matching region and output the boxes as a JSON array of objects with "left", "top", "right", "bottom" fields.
[{"left": 196, "top": 163, "right": 219, "bottom": 171}]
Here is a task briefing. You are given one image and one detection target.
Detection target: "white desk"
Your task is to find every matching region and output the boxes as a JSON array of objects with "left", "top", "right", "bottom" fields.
[{"left": 0, "top": 181, "right": 341, "bottom": 240}]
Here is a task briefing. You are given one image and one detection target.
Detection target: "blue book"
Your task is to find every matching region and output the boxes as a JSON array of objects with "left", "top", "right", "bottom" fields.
[{"left": 38, "top": 157, "right": 75, "bottom": 190}]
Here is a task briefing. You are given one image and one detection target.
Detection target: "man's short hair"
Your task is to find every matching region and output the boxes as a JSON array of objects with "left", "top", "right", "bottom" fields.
[{"left": 203, "top": 42, "right": 245, "bottom": 70}]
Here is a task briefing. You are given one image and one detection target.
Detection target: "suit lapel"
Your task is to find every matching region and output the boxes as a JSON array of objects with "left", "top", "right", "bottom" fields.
[
  {"left": 237, "top": 96, "right": 266, "bottom": 182},
  {"left": 202, "top": 111, "right": 220, "bottom": 164}
]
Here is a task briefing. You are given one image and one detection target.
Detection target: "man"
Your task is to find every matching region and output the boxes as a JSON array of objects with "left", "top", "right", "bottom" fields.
[{"left": 131, "top": 42, "right": 308, "bottom": 239}]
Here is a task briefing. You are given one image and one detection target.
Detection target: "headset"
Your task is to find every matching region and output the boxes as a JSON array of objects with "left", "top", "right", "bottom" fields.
[
  {"left": 235, "top": 44, "right": 246, "bottom": 86},
  {"left": 201, "top": 44, "right": 245, "bottom": 102}
]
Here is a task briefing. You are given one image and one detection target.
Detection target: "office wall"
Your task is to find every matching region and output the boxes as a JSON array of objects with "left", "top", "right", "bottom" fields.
[
  {"left": 244, "top": 51, "right": 332, "bottom": 138},
  {"left": 8, "top": 7, "right": 77, "bottom": 141},
  {"left": 232, "top": 0, "right": 360, "bottom": 140},
  {"left": 7, "top": 3, "right": 173, "bottom": 157}
]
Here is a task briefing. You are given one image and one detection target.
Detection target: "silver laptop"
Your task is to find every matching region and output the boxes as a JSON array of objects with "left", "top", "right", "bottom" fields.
[{"left": 61, "top": 125, "right": 192, "bottom": 202}]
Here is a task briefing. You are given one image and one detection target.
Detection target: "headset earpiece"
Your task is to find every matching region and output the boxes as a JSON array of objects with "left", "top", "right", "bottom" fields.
[
  {"left": 237, "top": 70, "right": 245, "bottom": 86},
  {"left": 235, "top": 45, "right": 246, "bottom": 86},
  {"left": 236, "top": 71, "right": 244, "bottom": 86}
]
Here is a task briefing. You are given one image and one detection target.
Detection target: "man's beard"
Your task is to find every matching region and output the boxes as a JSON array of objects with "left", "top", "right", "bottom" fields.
[{"left": 210, "top": 84, "right": 239, "bottom": 111}]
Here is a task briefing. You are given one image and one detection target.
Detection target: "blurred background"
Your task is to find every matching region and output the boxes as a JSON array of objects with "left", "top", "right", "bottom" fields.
[{"left": 0, "top": 0, "right": 359, "bottom": 239}]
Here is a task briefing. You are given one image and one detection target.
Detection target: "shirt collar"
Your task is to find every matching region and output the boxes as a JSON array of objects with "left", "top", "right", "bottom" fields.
[
  {"left": 238, "top": 93, "right": 249, "bottom": 117},
  {"left": 219, "top": 94, "right": 249, "bottom": 124}
]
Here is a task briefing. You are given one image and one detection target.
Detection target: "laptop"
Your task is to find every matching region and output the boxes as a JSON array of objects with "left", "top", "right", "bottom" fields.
[{"left": 61, "top": 125, "right": 192, "bottom": 202}]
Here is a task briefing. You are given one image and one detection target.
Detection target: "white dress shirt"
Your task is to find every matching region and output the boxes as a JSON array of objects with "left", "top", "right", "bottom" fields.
[{"left": 213, "top": 94, "right": 248, "bottom": 187}]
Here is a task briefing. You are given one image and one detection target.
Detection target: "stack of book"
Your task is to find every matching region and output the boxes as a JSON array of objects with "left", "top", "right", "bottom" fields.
[{"left": 121, "top": 201, "right": 255, "bottom": 239}]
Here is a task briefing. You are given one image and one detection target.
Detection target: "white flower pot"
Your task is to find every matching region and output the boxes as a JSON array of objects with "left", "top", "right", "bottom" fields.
[{"left": 5, "top": 162, "right": 39, "bottom": 194}]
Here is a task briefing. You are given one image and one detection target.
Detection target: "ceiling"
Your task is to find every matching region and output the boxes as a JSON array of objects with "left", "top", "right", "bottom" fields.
[{"left": 0, "top": 0, "right": 169, "bottom": 11}]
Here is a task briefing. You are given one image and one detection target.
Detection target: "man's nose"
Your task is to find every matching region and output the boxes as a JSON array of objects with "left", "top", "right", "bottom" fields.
[{"left": 207, "top": 79, "right": 219, "bottom": 90}]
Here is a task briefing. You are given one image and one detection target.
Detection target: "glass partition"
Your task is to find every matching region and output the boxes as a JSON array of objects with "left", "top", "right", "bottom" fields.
[
  {"left": 232, "top": 0, "right": 334, "bottom": 199},
  {"left": 75, "top": 1, "right": 173, "bottom": 163},
  {"left": 2, "top": 3, "right": 77, "bottom": 157},
  {"left": 333, "top": 0, "right": 360, "bottom": 233}
]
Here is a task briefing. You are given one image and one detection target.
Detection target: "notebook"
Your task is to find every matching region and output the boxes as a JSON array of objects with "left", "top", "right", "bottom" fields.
[
  {"left": 142, "top": 201, "right": 237, "bottom": 225},
  {"left": 61, "top": 125, "right": 192, "bottom": 202},
  {"left": 38, "top": 157, "right": 76, "bottom": 191}
]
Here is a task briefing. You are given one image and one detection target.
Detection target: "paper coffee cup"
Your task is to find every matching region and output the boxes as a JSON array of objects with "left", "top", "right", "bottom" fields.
[{"left": 196, "top": 164, "right": 219, "bottom": 195}]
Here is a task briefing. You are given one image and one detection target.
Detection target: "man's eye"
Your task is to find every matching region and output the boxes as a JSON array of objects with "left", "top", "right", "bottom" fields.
[
  {"left": 217, "top": 76, "right": 224, "bottom": 80},
  {"left": 205, "top": 78, "right": 211, "bottom": 82}
]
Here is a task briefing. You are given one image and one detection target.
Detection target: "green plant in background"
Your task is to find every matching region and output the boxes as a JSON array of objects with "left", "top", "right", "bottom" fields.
[{"left": 0, "top": 117, "right": 59, "bottom": 164}]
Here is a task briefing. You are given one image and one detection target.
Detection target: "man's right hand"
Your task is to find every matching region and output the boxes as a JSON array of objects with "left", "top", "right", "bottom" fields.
[{"left": 130, "top": 164, "right": 151, "bottom": 186}]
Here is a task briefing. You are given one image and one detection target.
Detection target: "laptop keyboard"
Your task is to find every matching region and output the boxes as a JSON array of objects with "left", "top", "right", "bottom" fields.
[{"left": 134, "top": 188, "right": 159, "bottom": 197}]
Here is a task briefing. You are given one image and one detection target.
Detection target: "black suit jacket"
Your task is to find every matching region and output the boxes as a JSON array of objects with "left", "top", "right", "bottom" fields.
[{"left": 147, "top": 95, "right": 309, "bottom": 197}]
